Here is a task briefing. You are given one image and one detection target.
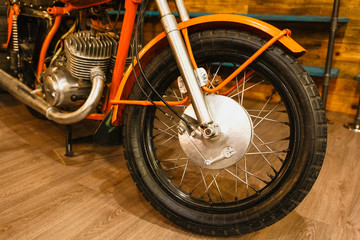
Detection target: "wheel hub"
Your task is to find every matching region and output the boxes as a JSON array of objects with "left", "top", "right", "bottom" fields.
[{"left": 178, "top": 95, "right": 253, "bottom": 169}]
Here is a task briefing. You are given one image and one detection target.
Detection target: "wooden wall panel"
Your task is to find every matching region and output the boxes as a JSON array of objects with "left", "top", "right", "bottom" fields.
[
  {"left": 143, "top": 0, "right": 360, "bottom": 115},
  {"left": 147, "top": 0, "right": 249, "bottom": 13}
]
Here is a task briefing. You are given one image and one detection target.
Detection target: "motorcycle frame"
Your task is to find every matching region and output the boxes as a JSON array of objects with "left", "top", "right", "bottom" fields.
[{"left": 5, "top": 0, "right": 307, "bottom": 126}]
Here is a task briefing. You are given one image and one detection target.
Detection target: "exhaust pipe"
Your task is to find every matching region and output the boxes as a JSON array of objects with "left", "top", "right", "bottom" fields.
[
  {"left": 0, "top": 68, "right": 105, "bottom": 125},
  {"left": 0, "top": 69, "right": 50, "bottom": 115}
]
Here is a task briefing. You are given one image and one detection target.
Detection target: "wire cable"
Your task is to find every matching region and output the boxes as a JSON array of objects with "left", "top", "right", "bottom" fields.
[{"left": 131, "top": 0, "right": 193, "bottom": 128}]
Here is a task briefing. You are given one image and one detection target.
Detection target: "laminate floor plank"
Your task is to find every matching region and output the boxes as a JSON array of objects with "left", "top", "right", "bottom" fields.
[
  {"left": 294, "top": 113, "right": 360, "bottom": 230},
  {"left": 0, "top": 93, "right": 359, "bottom": 239}
]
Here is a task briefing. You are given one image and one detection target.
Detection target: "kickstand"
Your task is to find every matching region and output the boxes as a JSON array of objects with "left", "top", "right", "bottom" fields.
[{"left": 65, "top": 125, "right": 74, "bottom": 157}]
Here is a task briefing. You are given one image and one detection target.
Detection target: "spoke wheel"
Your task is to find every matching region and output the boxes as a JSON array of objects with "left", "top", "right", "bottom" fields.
[{"left": 123, "top": 30, "right": 327, "bottom": 236}]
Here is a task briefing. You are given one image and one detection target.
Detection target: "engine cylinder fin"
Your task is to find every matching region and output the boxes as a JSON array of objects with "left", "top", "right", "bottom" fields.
[{"left": 64, "top": 31, "right": 118, "bottom": 80}]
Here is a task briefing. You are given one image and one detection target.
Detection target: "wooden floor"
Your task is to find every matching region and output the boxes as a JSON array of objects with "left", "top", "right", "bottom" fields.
[{"left": 0, "top": 92, "right": 359, "bottom": 240}]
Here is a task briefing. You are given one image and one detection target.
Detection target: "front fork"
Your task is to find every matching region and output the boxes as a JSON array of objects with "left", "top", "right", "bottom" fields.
[{"left": 155, "top": 0, "right": 213, "bottom": 128}]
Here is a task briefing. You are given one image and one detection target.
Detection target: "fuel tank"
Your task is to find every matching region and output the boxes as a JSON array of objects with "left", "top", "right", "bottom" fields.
[{"left": 61, "top": 0, "right": 111, "bottom": 8}]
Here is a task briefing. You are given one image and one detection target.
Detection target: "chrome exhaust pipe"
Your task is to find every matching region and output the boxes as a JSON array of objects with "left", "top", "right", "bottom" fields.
[
  {"left": 0, "top": 69, "right": 50, "bottom": 115},
  {"left": 0, "top": 68, "right": 105, "bottom": 125}
]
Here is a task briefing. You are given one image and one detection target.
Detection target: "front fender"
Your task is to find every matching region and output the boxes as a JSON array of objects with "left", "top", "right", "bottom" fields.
[{"left": 111, "top": 14, "right": 306, "bottom": 125}]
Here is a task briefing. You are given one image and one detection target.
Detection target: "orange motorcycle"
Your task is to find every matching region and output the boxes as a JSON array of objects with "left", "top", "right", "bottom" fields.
[{"left": 0, "top": 0, "right": 327, "bottom": 236}]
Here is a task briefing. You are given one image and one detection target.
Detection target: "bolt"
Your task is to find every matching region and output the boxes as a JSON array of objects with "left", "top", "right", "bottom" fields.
[
  {"left": 224, "top": 152, "right": 231, "bottom": 158},
  {"left": 205, "top": 128, "right": 212, "bottom": 136},
  {"left": 178, "top": 127, "right": 185, "bottom": 134}
]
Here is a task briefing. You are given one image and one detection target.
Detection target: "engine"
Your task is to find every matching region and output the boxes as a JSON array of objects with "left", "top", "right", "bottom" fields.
[
  {"left": 64, "top": 31, "right": 117, "bottom": 81},
  {"left": 44, "top": 31, "right": 118, "bottom": 108}
]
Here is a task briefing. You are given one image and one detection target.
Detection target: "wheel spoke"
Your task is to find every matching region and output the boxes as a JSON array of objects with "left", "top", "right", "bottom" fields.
[
  {"left": 235, "top": 162, "right": 238, "bottom": 200},
  {"left": 168, "top": 150, "right": 182, "bottom": 178},
  {"left": 200, "top": 170, "right": 223, "bottom": 201},
  {"left": 254, "top": 133, "right": 288, "bottom": 163},
  {"left": 224, "top": 168, "right": 259, "bottom": 193},
  {"left": 245, "top": 149, "right": 289, "bottom": 155},
  {"left": 154, "top": 116, "right": 178, "bottom": 136},
  {"left": 229, "top": 79, "right": 265, "bottom": 99},
  {"left": 249, "top": 114, "right": 289, "bottom": 125},
  {"left": 244, "top": 155, "right": 250, "bottom": 197},
  {"left": 248, "top": 140, "right": 282, "bottom": 175},
  {"left": 252, "top": 90, "right": 276, "bottom": 126},
  {"left": 226, "top": 71, "right": 254, "bottom": 98},
  {"left": 253, "top": 100, "right": 283, "bottom": 129},
  {"left": 169, "top": 85, "right": 187, "bottom": 112},
  {"left": 209, "top": 61, "right": 223, "bottom": 88},
  {"left": 240, "top": 70, "right": 246, "bottom": 106},
  {"left": 235, "top": 74, "right": 241, "bottom": 105},
  {"left": 164, "top": 162, "right": 195, "bottom": 171},
  {"left": 256, "top": 137, "right": 290, "bottom": 146},
  {"left": 189, "top": 173, "right": 209, "bottom": 196},
  {"left": 153, "top": 126, "right": 178, "bottom": 139},
  {"left": 199, "top": 168, "right": 212, "bottom": 201},
  {"left": 179, "top": 157, "right": 189, "bottom": 189},
  {"left": 159, "top": 157, "right": 188, "bottom": 162},
  {"left": 231, "top": 64, "right": 243, "bottom": 106},
  {"left": 236, "top": 163, "right": 270, "bottom": 185},
  {"left": 212, "top": 170, "right": 224, "bottom": 202},
  {"left": 154, "top": 134, "right": 177, "bottom": 150}
]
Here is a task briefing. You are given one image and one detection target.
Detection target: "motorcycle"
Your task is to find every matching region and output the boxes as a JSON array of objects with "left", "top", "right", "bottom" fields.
[{"left": 0, "top": 0, "right": 327, "bottom": 236}]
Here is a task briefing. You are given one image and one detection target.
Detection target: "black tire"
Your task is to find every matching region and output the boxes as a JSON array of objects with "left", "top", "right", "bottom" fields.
[{"left": 123, "top": 30, "right": 327, "bottom": 236}]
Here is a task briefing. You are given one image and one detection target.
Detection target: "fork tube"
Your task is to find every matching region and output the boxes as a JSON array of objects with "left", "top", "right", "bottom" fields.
[
  {"left": 174, "top": 0, "right": 190, "bottom": 21},
  {"left": 155, "top": 0, "right": 212, "bottom": 126}
]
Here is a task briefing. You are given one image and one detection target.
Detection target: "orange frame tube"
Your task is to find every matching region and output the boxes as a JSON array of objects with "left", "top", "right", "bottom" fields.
[
  {"left": 220, "top": 70, "right": 254, "bottom": 96},
  {"left": 201, "top": 29, "right": 291, "bottom": 93},
  {"left": 111, "top": 96, "right": 189, "bottom": 106},
  {"left": 182, "top": 28, "right": 198, "bottom": 69},
  {"left": 106, "top": 0, "right": 142, "bottom": 111},
  {"left": 36, "top": 14, "right": 62, "bottom": 81}
]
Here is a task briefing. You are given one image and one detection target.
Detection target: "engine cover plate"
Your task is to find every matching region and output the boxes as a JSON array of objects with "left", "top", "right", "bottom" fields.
[
  {"left": 44, "top": 66, "right": 91, "bottom": 107},
  {"left": 178, "top": 95, "right": 253, "bottom": 170}
]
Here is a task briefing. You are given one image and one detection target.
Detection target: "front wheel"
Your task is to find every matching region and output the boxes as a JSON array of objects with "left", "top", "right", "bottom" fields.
[{"left": 123, "top": 30, "right": 327, "bottom": 236}]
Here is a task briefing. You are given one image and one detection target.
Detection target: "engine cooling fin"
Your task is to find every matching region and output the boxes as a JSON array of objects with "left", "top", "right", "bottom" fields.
[{"left": 64, "top": 31, "right": 118, "bottom": 81}]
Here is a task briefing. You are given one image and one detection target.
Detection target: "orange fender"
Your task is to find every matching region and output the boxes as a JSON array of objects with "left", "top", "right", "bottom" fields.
[{"left": 111, "top": 14, "right": 306, "bottom": 125}]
